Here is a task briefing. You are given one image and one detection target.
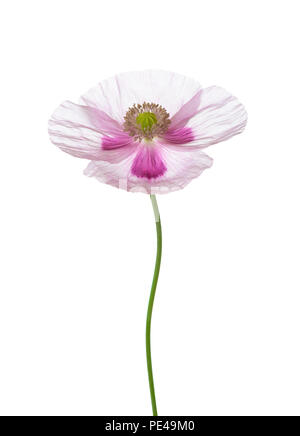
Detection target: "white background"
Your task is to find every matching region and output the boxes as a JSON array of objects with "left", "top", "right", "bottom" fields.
[{"left": 0, "top": 0, "right": 299, "bottom": 416}]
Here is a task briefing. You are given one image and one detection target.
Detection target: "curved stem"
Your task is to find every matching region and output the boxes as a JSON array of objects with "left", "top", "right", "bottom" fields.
[{"left": 146, "top": 194, "right": 162, "bottom": 416}]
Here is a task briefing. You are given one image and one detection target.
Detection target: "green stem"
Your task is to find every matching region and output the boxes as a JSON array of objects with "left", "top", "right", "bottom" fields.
[{"left": 146, "top": 194, "right": 162, "bottom": 416}]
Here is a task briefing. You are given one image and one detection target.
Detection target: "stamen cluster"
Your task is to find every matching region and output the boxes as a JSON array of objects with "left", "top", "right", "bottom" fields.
[{"left": 123, "top": 102, "right": 171, "bottom": 141}]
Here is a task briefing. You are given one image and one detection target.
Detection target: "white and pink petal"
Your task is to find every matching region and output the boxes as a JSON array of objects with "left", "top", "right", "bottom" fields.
[
  {"left": 79, "top": 70, "right": 202, "bottom": 124},
  {"left": 48, "top": 100, "right": 137, "bottom": 163},
  {"left": 167, "top": 86, "right": 247, "bottom": 148},
  {"left": 84, "top": 142, "right": 213, "bottom": 194}
]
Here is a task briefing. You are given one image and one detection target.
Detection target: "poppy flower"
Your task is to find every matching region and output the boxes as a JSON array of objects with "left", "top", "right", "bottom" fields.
[
  {"left": 49, "top": 71, "right": 247, "bottom": 416},
  {"left": 48, "top": 70, "right": 247, "bottom": 194}
]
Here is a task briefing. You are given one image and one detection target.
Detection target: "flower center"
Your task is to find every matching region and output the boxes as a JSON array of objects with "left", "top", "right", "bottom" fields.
[{"left": 123, "top": 102, "right": 171, "bottom": 141}]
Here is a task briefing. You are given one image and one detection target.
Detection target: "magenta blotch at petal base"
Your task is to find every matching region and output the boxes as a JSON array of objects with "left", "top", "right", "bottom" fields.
[{"left": 131, "top": 145, "right": 167, "bottom": 179}]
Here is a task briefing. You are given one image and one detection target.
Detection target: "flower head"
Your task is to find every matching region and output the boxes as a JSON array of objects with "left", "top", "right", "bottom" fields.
[
  {"left": 49, "top": 70, "right": 247, "bottom": 194},
  {"left": 124, "top": 103, "right": 171, "bottom": 141}
]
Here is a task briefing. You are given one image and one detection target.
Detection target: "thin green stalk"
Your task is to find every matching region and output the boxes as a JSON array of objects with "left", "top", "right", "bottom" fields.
[{"left": 146, "top": 194, "right": 162, "bottom": 416}]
